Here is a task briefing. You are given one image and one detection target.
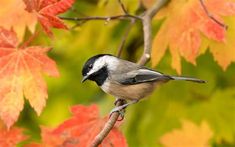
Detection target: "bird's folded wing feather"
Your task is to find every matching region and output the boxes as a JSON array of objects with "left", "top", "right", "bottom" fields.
[{"left": 112, "top": 68, "right": 172, "bottom": 85}]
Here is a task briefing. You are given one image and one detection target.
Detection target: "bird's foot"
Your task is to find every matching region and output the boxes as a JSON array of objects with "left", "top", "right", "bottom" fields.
[
  {"left": 109, "top": 100, "right": 139, "bottom": 121},
  {"left": 114, "top": 98, "right": 126, "bottom": 106},
  {"left": 109, "top": 108, "right": 125, "bottom": 121}
]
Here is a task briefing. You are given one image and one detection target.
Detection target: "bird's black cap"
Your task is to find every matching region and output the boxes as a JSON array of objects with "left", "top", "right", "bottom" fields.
[{"left": 82, "top": 54, "right": 113, "bottom": 76}]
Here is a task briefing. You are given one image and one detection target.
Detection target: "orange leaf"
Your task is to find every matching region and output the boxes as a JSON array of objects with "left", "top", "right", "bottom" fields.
[
  {"left": 160, "top": 120, "right": 213, "bottom": 147},
  {"left": 208, "top": 17, "right": 235, "bottom": 70},
  {"left": 0, "top": 27, "right": 59, "bottom": 128},
  {"left": 0, "top": 0, "right": 37, "bottom": 41},
  {"left": 30, "top": 105, "right": 128, "bottom": 147},
  {"left": 0, "top": 122, "right": 27, "bottom": 146},
  {"left": 152, "top": 0, "right": 235, "bottom": 74},
  {"left": 23, "top": 0, "right": 75, "bottom": 36}
]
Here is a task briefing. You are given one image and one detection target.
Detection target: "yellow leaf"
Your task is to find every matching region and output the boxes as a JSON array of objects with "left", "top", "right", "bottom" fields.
[
  {"left": 0, "top": 0, "right": 37, "bottom": 41},
  {"left": 160, "top": 120, "right": 213, "bottom": 147},
  {"left": 208, "top": 17, "right": 235, "bottom": 70},
  {"left": 0, "top": 77, "right": 24, "bottom": 128}
]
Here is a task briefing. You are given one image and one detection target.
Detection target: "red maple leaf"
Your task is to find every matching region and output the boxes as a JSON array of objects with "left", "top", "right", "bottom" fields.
[
  {"left": 0, "top": 27, "right": 59, "bottom": 128},
  {"left": 29, "top": 105, "right": 127, "bottom": 147},
  {"left": 0, "top": 124, "right": 27, "bottom": 147},
  {"left": 23, "top": 0, "right": 75, "bottom": 36}
]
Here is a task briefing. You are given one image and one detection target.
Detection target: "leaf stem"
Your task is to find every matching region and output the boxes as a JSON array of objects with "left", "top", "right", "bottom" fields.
[{"left": 199, "top": 0, "right": 228, "bottom": 30}]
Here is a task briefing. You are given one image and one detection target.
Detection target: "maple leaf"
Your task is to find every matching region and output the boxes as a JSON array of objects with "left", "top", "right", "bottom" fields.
[
  {"left": 160, "top": 120, "right": 213, "bottom": 147},
  {"left": 0, "top": 0, "right": 37, "bottom": 41},
  {"left": 30, "top": 105, "right": 127, "bottom": 147},
  {"left": 0, "top": 27, "right": 59, "bottom": 128},
  {"left": 0, "top": 122, "right": 27, "bottom": 146},
  {"left": 208, "top": 17, "right": 235, "bottom": 71},
  {"left": 23, "top": 0, "right": 75, "bottom": 36},
  {"left": 151, "top": 0, "right": 235, "bottom": 74}
]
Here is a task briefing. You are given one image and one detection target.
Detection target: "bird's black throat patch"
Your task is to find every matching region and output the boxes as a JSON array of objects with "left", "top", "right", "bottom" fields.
[{"left": 88, "top": 66, "right": 108, "bottom": 86}]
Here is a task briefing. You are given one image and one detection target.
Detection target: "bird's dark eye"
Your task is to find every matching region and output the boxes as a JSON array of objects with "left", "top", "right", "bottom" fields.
[{"left": 88, "top": 64, "right": 93, "bottom": 69}]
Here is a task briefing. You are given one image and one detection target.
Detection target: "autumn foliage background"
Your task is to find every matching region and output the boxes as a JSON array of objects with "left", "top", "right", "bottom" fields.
[{"left": 0, "top": 0, "right": 235, "bottom": 146}]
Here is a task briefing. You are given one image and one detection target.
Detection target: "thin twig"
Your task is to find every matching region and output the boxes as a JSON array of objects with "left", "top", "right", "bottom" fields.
[
  {"left": 70, "top": 7, "right": 87, "bottom": 16},
  {"left": 69, "top": 8, "right": 89, "bottom": 29},
  {"left": 90, "top": 0, "right": 169, "bottom": 147},
  {"left": 60, "top": 0, "right": 141, "bottom": 29},
  {"left": 71, "top": 21, "right": 87, "bottom": 29},
  {"left": 118, "top": 0, "right": 128, "bottom": 14},
  {"left": 117, "top": 19, "right": 136, "bottom": 57},
  {"left": 116, "top": 0, "right": 136, "bottom": 57},
  {"left": 138, "top": 0, "right": 169, "bottom": 65},
  {"left": 60, "top": 14, "right": 141, "bottom": 22},
  {"left": 199, "top": 0, "right": 228, "bottom": 30}
]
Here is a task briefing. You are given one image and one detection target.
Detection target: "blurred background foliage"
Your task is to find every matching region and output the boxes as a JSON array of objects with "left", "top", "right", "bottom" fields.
[{"left": 17, "top": 0, "right": 235, "bottom": 146}]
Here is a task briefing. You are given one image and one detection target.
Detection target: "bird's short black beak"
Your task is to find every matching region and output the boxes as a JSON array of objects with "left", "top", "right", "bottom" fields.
[{"left": 81, "top": 75, "right": 89, "bottom": 83}]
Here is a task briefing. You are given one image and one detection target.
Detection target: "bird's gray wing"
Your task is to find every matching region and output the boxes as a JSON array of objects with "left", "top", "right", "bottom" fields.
[{"left": 111, "top": 67, "right": 173, "bottom": 85}]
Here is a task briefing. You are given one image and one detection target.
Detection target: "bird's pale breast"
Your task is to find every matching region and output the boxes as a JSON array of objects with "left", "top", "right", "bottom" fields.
[{"left": 101, "top": 79, "right": 156, "bottom": 100}]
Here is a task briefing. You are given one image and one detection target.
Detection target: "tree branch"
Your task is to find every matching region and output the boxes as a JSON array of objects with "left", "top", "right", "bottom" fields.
[
  {"left": 90, "top": 0, "right": 169, "bottom": 146},
  {"left": 60, "top": 14, "right": 141, "bottom": 22},
  {"left": 138, "top": 0, "right": 169, "bottom": 65},
  {"left": 60, "top": 0, "right": 141, "bottom": 28},
  {"left": 90, "top": 100, "right": 125, "bottom": 147}
]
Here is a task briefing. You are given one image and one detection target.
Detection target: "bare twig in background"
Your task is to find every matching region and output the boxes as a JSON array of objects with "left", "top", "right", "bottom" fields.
[
  {"left": 117, "top": 19, "right": 136, "bottom": 57},
  {"left": 70, "top": 7, "right": 87, "bottom": 16},
  {"left": 60, "top": 0, "right": 141, "bottom": 29},
  {"left": 60, "top": 14, "right": 141, "bottom": 30},
  {"left": 117, "top": 0, "right": 136, "bottom": 57},
  {"left": 118, "top": 0, "right": 128, "bottom": 14},
  {"left": 90, "top": 0, "right": 169, "bottom": 146},
  {"left": 71, "top": 21, "right": 85, "bottom": 29},
  {"left": 199, "top": 0, "right": 228, "bottom": 30},
  {"left": 60, "top": 14, "right": 141, "bottom": 22},
  {"left": 69, "top": 7, "right": 90, "bottom": 29},
  {"left": 61, "top": 14, "right": 141, "bottom": 30}
]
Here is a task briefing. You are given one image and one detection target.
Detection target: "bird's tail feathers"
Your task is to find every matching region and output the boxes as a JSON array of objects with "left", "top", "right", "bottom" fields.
[{"left": 170, "top": 76, "right": 206, "bottom": 83}]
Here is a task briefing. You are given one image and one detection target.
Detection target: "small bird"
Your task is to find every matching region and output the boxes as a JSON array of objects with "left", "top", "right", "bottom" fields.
[{"left": 82, "top": 54, "right": 205, "bottom": 112}]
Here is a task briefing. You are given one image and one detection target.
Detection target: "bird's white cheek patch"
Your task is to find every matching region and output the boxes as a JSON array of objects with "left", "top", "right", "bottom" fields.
[
  {"left": 87, "top": 68, "right": 98, "bottom": 76},
  {"left": 102, "top": 56, "right": 119, "bottom": 71},
  {"left": 87, "top": 61, "right": 105, "bottom": 76}
]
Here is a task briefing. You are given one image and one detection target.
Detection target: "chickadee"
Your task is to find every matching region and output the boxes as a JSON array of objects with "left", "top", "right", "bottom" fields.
[{"left": 82, "top": 54, "right": 205, "bottom": 112}]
